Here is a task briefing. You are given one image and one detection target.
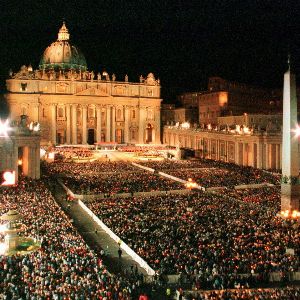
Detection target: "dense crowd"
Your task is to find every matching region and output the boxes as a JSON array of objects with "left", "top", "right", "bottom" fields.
[
  {"left": 42, "top": 161, "right": 183, "bottom": 194},
  {"left": 118, "top": 146, "right": 171, "bottom": 152},
  {"left": 0, "top": 178, "right": 143, "bottom": 299},
  {"left": 51, "top": 147, "right": 93, "bottom": 160},
  {"left": 61, "top": 171, "right": 183, "bottom": 194},
  {"left": 141, "top": 159, "right": 280, "bottom": 188},
  {"left": 43, "top": 161, "right": 139, "bottom": 176},
  {"left": 225, "top": 186, "right": 281, "bottom": 208},
  {"left": 182, "top": 286, "right": 300, "bottom": 300},
  {"left": 87, "top": 191, "right": 299, "bottom": 289}
]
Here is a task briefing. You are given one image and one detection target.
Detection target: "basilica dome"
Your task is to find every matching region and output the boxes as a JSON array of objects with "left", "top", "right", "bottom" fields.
[{"left": 39, "top": 22, "right": 87, "bottom": 71}]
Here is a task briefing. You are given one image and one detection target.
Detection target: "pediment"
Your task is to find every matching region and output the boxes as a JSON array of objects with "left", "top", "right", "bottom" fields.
[{"left": 75, "top": 87, "right": 109, "bottom": 97}]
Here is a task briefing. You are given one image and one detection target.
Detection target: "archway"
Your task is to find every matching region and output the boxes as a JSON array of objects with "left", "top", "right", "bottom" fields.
[
  {"left": 116, "top": 129, "right": 123, "bottom": 144},
  {"left": 87, "top": 129, "right": 95, "bottom": 145},
  {"left": 146, "top": 124, "right": 153, "bottom": 143}
]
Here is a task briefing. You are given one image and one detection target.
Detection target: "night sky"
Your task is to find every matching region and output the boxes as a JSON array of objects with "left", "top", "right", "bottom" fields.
[{"left": 0, "top": 0, "right": 300, "bottom": 102}]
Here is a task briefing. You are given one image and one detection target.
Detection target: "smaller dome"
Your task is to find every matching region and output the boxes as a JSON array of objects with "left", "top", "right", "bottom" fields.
[{"left": 39, "top": 22, "right": 87, "bottom": 71}]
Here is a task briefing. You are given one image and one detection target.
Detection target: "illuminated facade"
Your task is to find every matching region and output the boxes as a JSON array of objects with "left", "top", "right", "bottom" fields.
[
  {"left": 6, "top": 23, "right": 162, "bottom": 145},
  {"left": 0, "top": 118, "right": 40, "bottom": 182},
  {"left": 164, "top": 120, "right": 282, "bottom": 170}
]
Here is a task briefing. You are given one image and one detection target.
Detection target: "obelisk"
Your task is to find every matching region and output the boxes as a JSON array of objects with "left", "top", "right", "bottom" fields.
[{"left": 281, "top": 59, "right": 300, "bottom": 212}]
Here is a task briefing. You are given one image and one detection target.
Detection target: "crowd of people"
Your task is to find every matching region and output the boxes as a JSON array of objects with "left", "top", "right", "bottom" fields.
[
  {"left": 42, "top": 161, "right": 183, "bottom": 195},
  {"left": 43, "top": 161, "right": 139, "bottom": 176},
  {"left": 51, "top": 147, "right": 93, "bottom": 160},
  {"left": 0, "top": 178, "right": 146, "bottom": 299},
  {"left": 225, "top": 186, "right": 281, "bottom": 208},
  {"left": 141, "top": 159, "right": 280, "bottom": 188},
  {"left": 181, "top": 286, "right": 300, "bottom": 299},
  {"left": 61, "top": 171, "right": 183, "bottom": 194},
  {"left": 87, "top": 190, "right": 299, "bottom": 289},
  {"left": 118, "top": 146, "right": 171, "bottom": 152}
]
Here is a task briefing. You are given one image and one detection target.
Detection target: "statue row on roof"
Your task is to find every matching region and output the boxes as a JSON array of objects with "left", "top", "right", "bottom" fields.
[{"left": 9, "top": 65, "right": 160, "bottom": 85}]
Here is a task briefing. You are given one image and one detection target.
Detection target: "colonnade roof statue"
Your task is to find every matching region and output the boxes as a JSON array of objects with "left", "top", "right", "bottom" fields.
[{"left": 39, "top": 22, "right": 87, "bottom": 71}]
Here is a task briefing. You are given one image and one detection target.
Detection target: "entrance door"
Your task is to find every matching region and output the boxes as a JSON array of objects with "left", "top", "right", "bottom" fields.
[
  {"left": 146, "top": 124, "right": 153, "bottom": 143},
  {"left": 87, "top": 129, "right": 95, "bottom": 145},
  {"left": 116, "top": 129, "right": 123, "bottom": 144}
]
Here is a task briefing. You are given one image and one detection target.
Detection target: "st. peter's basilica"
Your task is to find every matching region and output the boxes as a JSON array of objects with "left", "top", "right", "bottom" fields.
[{"left": 5, "top": 23, "right": 162, "bottom": 146}]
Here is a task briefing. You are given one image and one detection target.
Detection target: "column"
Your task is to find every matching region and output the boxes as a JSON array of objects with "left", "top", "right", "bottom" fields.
[
  {"left": 96, "top": 106, "right": 102, "bottom": 142},
  {"left": 124, "top": 106, "right": 130, "bottom": 143},
  {"left": 139, "top": 107, "right": 145, "bottom": 143},
  {"left": 71, "top": 104, "right": 77, "bottom": 144},
  {"left": 66, "top": 104, "right": 71, "bottom": 144},
  {"left": 234, "top": 141, "right": 239, "bottom": 165},
  {"left": 51, "top": 104, "right": 57, "bottom": 145},
  {"left": 275, "top": 144, "right": 280, "bottom": 170},
  {"left": 265, "top": 143, "right": 270, "bottom": 169},
  {"left": 226, "top": 141, "right": 229, "bottom": 162},
  {"left": 111, "top": 106, "right": 116, "bottom": 142},
  {"left": 257, "top": 142, "right": 263, "bottom": 169},
  {"left": 243, "top": 143, "right": 247, "bottom": 166},
  {"left": 33, "top": 104, "right": 39, "bottom": 122},
  {"left": 35, "top": 146, "right": 40, "bottom": 179},
  {"left": 106, "top": 105, "right": 111, "bottom": 142},
  {"left": 248, "top": 142, "right": 254, "bottom": 167},
  {"left": 82, "top": 105, "right": 87, "bottom": 144},
  {"left": 216, "top": 140, "right": 219, "bottom": 160},
  {"left": 208, "top": 139, "right": 211, "bottom": 159},
  {"left": 155, "top": 107, "right": 161, "bottom": 144},
  {"left": 28, "top": 147, "right": 35, "bottom": 178},
  {"left": 279, "top": 144, "right": 282, "bottom": 170},
  {"left": 12, "top": 145, "right": 18, "bottom": 181}
]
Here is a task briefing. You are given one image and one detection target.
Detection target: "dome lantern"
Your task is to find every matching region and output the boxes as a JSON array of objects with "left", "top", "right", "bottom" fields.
[{"left": 57, "top": 22, "right": 70, "bottom": 41}]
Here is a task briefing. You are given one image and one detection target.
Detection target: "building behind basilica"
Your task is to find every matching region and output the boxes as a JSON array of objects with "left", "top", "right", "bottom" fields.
[{"left": 5, "top": 23, "right": 162, "bottom": 146}]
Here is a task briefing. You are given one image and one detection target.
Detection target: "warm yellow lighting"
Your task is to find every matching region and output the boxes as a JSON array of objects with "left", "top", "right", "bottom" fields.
[
  {"left": 243, "top": 126, "right": 250, "bottom": 134},
  {"left": 219, "top": 92, "right": 228, "bottom": 106},
  {"left": 292, "top": 124, "right": 300, "bottom": 137},
  {"left": 18, "top": 159, "right": 22, "bottom": 166},
  {"left": 0, "top": 119, "right": 10, "bottom": 137},
  {"left": 1, "top": 171, "right": 16, "bottom": 186},
  {"left": 48, "top": 152, "right": 55, "bottom": 159},
  {"left": 185, "top": 178, "right": 197, "bottom": 189},
  {"left": 181, "top": 122, "right": 190, "bottom": 129},
  {"left": 280, "top": 209, "right": 300, "bottom": 219},
  {"left": 57, "top": 22, "right": 70, "bottom": 41},
  {"left": 235, "top": 124, "right": 241, "bottom": 134}
]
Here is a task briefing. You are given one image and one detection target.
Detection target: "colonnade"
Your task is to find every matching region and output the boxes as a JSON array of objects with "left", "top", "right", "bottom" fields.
[
  {"left": 50, "top": 103, "right": 159, "bottom": 145},
  {"left": 164, "top": 128, "right": 283, "bottom": 171}
]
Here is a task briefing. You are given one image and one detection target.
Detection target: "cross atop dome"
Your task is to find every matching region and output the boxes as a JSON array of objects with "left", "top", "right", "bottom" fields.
[{"left": 58, "top": 22, "right": 70, "bottom": 41}]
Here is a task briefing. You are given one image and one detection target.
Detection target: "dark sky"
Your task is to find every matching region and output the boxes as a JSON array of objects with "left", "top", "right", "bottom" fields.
[{"left": 0, "top": 0, "right": 300, "bottom": 101}]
